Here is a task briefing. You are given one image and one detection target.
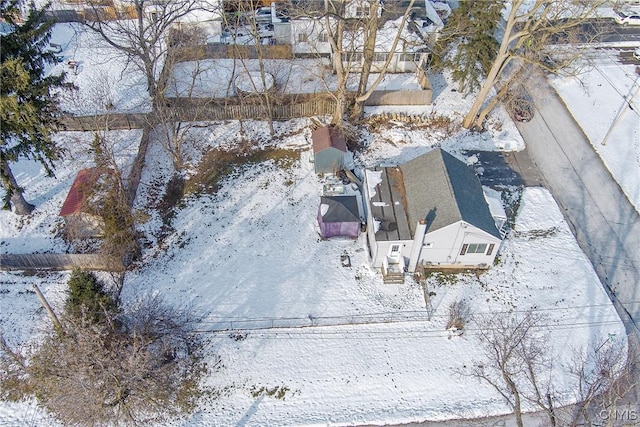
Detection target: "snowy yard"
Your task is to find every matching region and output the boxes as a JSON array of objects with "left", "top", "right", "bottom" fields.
[
  {"left": 121, "top": 124, "right": 625, "bottom": 424},
  {"left": 0, "top": 20, "right": 630, "bottom": 427},
  {"left": 0, "top": 121, "right": 626, "bottom": 424}
]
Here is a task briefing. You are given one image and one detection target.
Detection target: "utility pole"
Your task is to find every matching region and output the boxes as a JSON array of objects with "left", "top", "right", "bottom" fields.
[{"left": 601, "top": 73, "right": 640, "bottom": 146}]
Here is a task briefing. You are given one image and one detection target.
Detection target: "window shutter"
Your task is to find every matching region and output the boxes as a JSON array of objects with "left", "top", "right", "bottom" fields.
[
  {"left": 487, "top": 243, "right": 495, "bottom": 255},
  {"left": 460, "top": 244, "right": 468, "bottom": 255}
]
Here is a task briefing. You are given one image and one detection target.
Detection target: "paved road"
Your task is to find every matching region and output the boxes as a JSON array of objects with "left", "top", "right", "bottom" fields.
[
  {"left": 518, "top": 73, "right": 640, "bottom": 332},
  {"left": 517, "top": 70, "right": 640, "bottom": 422}
]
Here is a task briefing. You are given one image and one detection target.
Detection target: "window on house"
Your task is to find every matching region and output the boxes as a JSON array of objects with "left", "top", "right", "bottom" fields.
[
  {"left": 343, "top": 52, "right": 363, "bottom": 63},
  {"left": 373, "top": 52, "right": 388, "bottom": 62},
  {"left": 355, "top": 5, "right": 370, "bottom": 17},
  {"left": 461, "top": 243, "right": 490, "bottom": 255},
  {"left": 298, "top": 32, "right": 308, "bottom": 43},
  {"left": 400, "top": 52, "right": 419, "bottom": 62},
  {"left": 487, "top": 243, "right": 495, "bottom": 256},
  {"left": 318, "top": 32, "right": 328, "bottom": 43},
  {"left": 467, "top": 243, "right": 488, "bottom": 254}
]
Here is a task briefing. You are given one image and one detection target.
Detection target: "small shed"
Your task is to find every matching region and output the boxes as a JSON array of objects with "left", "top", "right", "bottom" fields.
[
  {"left": 312, "top": 126, "right": 347, "bottom": 174},
  {"left": 317, "top": 195, "right": 360, "bottom": 238},
  {"left": 59, "top": 168, "right": 108, "bottom": 238}
]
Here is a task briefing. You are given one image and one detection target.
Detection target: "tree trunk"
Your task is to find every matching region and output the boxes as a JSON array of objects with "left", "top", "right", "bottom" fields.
[
  {"left": 475, "top": 82, "right": 511, "bottom": 128},
  {"left": 351, "top": 1, "right": 379, "bottom": 122},
  {"left": 0, "top": 156, "right": 35, "bottom": 215},
  {"left": 462, "top": 0, "right": 521, "bottom": 129},
  {"left": 462, "top": 53, "right": 509, "bottom": 129},
  {"left": 506, "top": 375, "right": 524, "bottom": 427}
]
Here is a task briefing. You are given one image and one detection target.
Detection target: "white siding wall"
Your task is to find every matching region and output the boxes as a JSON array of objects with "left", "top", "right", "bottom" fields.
[
  {"left": 291, "top": 19, "right": 331, "bottom": 55},
  {"left": 418, "top": 221, "right": 501, "bottom": 267}
]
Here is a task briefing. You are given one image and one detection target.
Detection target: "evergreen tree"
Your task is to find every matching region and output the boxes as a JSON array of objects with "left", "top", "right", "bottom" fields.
[
  {"left": 433, "top": 0, "right": 503, "bottom": 97},
  {"left": 0, "top": 0, "right": 69, "bottom": 214},
  {"left": 66, "top": 269, "right": 117, "bottom": 323}
]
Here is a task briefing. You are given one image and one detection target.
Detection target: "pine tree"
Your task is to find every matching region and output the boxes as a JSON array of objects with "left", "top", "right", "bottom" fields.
[
  {"left": 66, "top": 269, "right": 117, "bottom": 323},
  {"left": 0, "top": 0, "right": 69, "bottom": 214},
  {"left": 433, "top": 0, "right": 503, "bottom": 97}
]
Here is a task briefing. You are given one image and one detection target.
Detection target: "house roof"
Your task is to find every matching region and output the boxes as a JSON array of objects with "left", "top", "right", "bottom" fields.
[
  {"left": 312, "top": 126, "right": 347, "bottom": 154},
  {"left": 366, "top": 167, "right": 413, "bottom": 241},
  {"left": 320, "top": 196, "right": 360, "bottom": 223},
  {"left": 400, "top": 149, "right": 501, "bottom": 239},
  {"left": 59, "top": 168, "right": 105, "bottom": 217}
]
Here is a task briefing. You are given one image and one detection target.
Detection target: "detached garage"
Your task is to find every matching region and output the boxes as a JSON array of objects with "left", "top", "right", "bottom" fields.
[{"left": 317, "top": 195, "right": 360, "bottom": 238}]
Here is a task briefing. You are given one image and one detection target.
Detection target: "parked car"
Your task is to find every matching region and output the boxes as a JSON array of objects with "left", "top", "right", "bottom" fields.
[
  {"left": 614, "top": 10, "right": 640, "bottom": 26},
  {"left": 634, "top": 47, "right": 640, "bottom": 61}
]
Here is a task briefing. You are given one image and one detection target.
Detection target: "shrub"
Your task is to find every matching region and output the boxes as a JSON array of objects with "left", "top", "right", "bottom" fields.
[
  {"left": 1, "top": 295, "right": 206, "bottom": 425},
  {"left": 446, "top": 299, "right": 471, "bottom": 331}
]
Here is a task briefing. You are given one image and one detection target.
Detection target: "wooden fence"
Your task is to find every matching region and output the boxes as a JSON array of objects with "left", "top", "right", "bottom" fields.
[
  {"left": 165, "top": 95, "right": 336, "bottom": 121},
  {"left": 0, "top": 254, "right": 125, "bottom": 272},
  {"left": 58, "top": 113, "right": 149, "bottom": 131},
  {"left": 172, "top": 44, "right": 293, "bottom": 62}
]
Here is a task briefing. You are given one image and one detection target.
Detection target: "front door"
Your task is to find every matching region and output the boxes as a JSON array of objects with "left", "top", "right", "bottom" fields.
[{"left": 389, "top": 244, "right": 401, "bottom": 262}]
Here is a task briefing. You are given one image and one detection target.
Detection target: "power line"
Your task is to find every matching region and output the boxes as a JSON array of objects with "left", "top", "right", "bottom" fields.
[
  {"left": 196, "top": 316, "right": 627, "bottom": 338},
  {"left": 196, "top": 299, "right": 640, "bottom": 324}
]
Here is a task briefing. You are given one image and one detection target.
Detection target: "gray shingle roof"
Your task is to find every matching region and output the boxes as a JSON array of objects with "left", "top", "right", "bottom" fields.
[{"left": 400, "top": 149, "right": 501, "bottom": 239}]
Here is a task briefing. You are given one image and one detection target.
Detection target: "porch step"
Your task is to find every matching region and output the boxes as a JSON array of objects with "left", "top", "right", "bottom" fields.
[{"left": 383, "top": 273, "right": 405, "bottom": 284}]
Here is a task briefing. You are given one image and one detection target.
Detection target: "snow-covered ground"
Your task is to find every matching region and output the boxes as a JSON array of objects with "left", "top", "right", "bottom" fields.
[
  {"left": 127, "top": 124, "right": 625, "bottom": 424},
  {"left": 49, "top": 24, "right": 151, "bottom": 115},
  {"left": 550, "top": 49, "right": 640, "bottom": 210},
  {"left": 0, "top": 19, "right": 631, "bottom": 427},
  {"left": 0, "top": 130, "right": 142, "bottom": 254}
]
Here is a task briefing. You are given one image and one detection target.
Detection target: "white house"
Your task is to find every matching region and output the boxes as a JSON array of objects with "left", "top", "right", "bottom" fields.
[
  {"left": 364, "top": 149, "right": 503, "bottom": 282},
  {"left": 288, "top": 4, "right": 435, "bottom": 73}
]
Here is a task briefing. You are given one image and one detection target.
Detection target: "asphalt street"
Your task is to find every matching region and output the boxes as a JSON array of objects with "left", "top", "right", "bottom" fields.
[
  {"left": 519, "top": 71, "right": 640, "bottom": 333},
  {"left": 518, "top": 69, "right": 640, "bottom": 424}
]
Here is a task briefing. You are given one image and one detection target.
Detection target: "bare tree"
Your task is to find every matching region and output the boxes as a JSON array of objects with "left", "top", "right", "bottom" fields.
[
  {"left": 0, "top": 294, "right": 206, "bottom": 426},
  {"left": 459, "top": 311, "right": 554, "bottom": 427},
  {"left": 461, "top": 0, "right": 607, "bottom": 129},
  {"left": 81, "top": 0, "right": 205, "bottom": 107},
  {"left": 156, "top": 27, "right": 219, "bottom": 171},
  {"left": 565, "top": 336, "right": 634, "bottom": 426},
  {"left": 349, "top": 0, "right": 418, "bottom": 121},
  {"left": 303, "top": 0, "right": 419, "bottom": 124},
  {"left": 221, "top": 1, "right": 278, "bottom": 135}
]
